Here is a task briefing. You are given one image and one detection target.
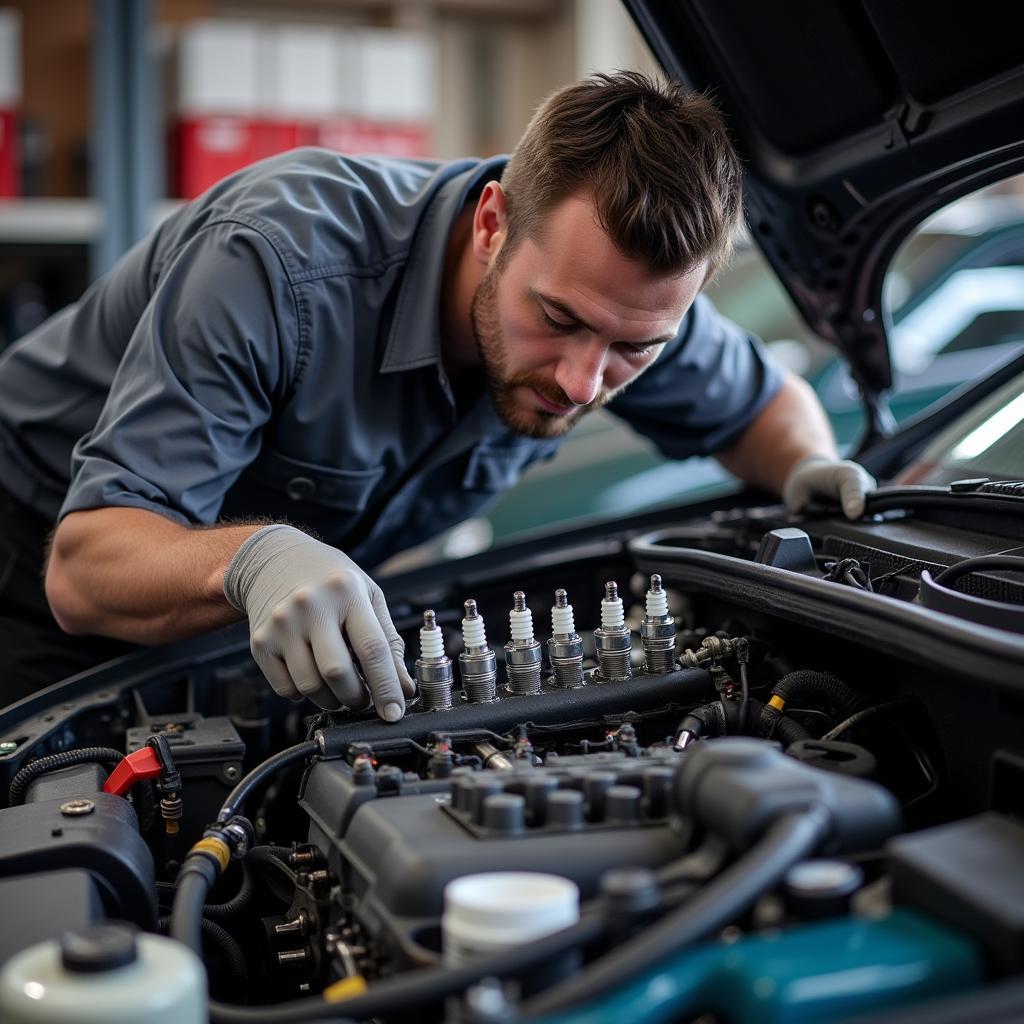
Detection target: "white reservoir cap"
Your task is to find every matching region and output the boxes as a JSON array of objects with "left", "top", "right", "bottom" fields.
[{"left": 443, "top": 871, "right": 579, "bottom": 967}]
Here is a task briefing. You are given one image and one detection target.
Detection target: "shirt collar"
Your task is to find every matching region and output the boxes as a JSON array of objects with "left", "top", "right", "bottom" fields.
[{"left": 380, "top": 155, "right": 508, "bottom": 374}]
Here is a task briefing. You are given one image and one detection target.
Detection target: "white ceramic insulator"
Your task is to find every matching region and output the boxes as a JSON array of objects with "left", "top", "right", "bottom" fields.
[
  {"left": 646, "top": 587, "right": 669, "bottom": 618},
  {"left": 462, "top": 614, "right": 487, "bottom": 649},
  {"left": 551, "top": 602, "right": 575, "bottom": 635},
  {"left": 601, "top": 595, "right": 625, "bottom": 629},
  {"left": 420, "top": 624, "right": 445, "bottom": 659},
  {"left": 509, "top": 607, "right": 535, "bottom": 642}
]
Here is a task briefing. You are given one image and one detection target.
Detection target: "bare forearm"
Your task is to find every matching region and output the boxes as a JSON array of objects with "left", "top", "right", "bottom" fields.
[
  {"left": 715, "top": 372, "right": 837, "bottom": 493},
  {"left": 45, "top": 507, "right": 266, "bottom": 643}
]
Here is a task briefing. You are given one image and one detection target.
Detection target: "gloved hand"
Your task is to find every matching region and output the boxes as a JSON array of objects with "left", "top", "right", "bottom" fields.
[
  {"left": 224, "top": 524, "right": 416, "bottom": 720},
  {"left": 782, "top": 454, "right": 876, "bottom": 519}
]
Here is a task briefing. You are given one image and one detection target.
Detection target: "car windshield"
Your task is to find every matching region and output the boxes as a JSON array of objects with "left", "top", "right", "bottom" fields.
[{"left": 898, "top": 368, "right": 1024, "bottom": 485}]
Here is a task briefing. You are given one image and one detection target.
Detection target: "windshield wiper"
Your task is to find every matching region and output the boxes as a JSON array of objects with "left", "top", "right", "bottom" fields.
[{"left": 862, "top": 481, "right": 1024, "bottom": 516}]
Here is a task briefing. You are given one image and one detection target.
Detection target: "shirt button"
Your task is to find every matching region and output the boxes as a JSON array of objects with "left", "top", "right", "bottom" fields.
[{"left": 286, "top": 476, "right": 317, "bottom": 501}]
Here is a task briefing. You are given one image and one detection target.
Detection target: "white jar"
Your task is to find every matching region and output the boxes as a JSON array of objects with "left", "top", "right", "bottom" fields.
[
  {"left": 442, "top": 871, "right": 580, "bottom": 967},
  {"left": 0, "top": 925, "right": 206, "bottom": 1024}
]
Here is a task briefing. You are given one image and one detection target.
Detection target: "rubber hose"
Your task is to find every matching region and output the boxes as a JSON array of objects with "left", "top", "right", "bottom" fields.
[
  {"left": 771, "top": 670, "right": 864, "bottom": 719},
  {"left": 217, "top": 740, "right": 317, "bottom": 822},
  {"left": 206, "top": 915, "right": 608, "bottom": 1023},
  {"left": 160, "top": 915, "right": 248, "bottom": 982},
  {"left": 8, "top": 746, "right": 123, "bottom": 806},
  {"left": 203, "top": 861, "right": 255, "bottom": 920},
  {"left": 200, "top": 918, "right": 249, "bottom": 982},
  {"left": 769, "top": 710, "right": 812, "bottom": 747},
  {"left": 524, "top": 806, "right": 832, "bottom": 1015},
  {"left": 679, "top": 700, "right": 809, "bottom": 748},
  {"left": 170, "top": 856, "right": 219, "bottom": 956}
]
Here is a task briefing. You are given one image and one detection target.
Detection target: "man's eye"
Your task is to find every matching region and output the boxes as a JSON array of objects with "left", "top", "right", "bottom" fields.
[
  {"left": 541, "top": 311, "right": 577, "bottom": 332},
  {"left": 620, "top": 343, "right": 656, "bottom": 359}
]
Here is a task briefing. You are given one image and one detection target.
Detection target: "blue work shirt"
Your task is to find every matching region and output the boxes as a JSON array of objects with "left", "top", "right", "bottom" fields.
[{"left": 0, "top": 149, "right": 782, "bottom": 569}]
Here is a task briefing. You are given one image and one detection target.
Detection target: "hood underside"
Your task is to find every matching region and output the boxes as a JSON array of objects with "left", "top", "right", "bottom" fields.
[{"left": 625, "top": 0, "right": 1024, "bottom": 403}]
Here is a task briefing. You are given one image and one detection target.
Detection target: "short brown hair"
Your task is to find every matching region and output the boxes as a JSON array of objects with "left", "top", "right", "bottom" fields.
[{"left": 501, "top": 71, "right": 742, "bottom": 279}]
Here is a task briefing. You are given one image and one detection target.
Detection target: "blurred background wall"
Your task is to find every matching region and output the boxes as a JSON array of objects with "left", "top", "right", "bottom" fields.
[{"left": 0, "top": 0, "right": 655, "bottom": 349}]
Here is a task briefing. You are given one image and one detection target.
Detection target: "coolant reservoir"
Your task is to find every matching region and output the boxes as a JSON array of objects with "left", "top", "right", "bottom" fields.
[
  {"left": 0, "top": 924, "right": 206, "bottom": 1024},
  {"left": 443, "top": 871, "right": 580, "bottom": 967}
]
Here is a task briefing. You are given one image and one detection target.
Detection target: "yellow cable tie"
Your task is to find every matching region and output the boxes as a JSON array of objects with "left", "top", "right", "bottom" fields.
[
  {"left": 768, "top": 694, "right": 786, "bottom": 712},
  {"left": 323, "top": 975, "right": 368, "bottom": 1003},
  {"left": 191, "top": 836, "right": 231, "bottom": 873}
]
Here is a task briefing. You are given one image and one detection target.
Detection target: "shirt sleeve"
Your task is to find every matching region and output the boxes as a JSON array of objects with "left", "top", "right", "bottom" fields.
[
  {"left": 59, "top": 221, "right": 299, "bottom": 525},
  {"left": 606, "top": 293, "right": 785, "bottom": 459}
]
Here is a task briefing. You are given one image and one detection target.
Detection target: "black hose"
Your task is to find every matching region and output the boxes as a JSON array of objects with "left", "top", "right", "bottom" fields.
[
  {"left": 771, "top": 711, "right": 812, "bottom": 747},
  {"left": 201, "top": 918, "right": 250, "bottom": 982},
  {"left": 204, "top": 861, "right": 255, "bottom": 920},
  {"left": 161, "top": 915, "right": 249, "bottom": 982},
  {"left": 170, "top": 855, "right": 219, "bottom": 956},
  {"left": 207, "top": 914, "right": 609, "bottom": 1024},
  {"left": 677, "top": 700, "right": 810, "bottom": 748},
  {"left": 523, "top": 805, "right": 832, "bottom": 1015},
  {"left": 217, "top": 740, "right": 318, "bottom": 822},
  {"left": 770, "top": 670, "right": 864, "bottom": 720},
  {"left": 8, "top": 746, "right": 123, "bottom": 806},
  {"left": 935, "top": 554, "right": 1024, "bottom": 588}
]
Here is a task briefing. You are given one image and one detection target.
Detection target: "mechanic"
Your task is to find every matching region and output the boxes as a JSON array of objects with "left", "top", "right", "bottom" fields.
[{"left": 0, "top": 72, "right": 873, "bottom": 714}]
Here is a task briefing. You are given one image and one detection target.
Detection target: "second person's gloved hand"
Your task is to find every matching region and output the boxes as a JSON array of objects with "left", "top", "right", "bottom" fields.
[
  {"left": 223, "top": 525, "right": 416, "bottom": 720},
  {"left": 782, "top": 454, "right": 876, "bottom": 519}
]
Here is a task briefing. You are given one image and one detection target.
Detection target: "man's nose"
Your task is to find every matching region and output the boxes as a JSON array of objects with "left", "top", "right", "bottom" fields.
[{"left": 554, "top": 342, "right": 606, "bottom": 407}]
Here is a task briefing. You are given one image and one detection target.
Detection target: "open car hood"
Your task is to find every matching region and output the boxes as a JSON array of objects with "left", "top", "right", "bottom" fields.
[{"left": 625, "top": 0, "right": 1024, "bottom": 421}]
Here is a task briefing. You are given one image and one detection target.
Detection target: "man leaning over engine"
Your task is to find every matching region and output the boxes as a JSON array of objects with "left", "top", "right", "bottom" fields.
[{"left": 0, "top": 73, "right": 872, "bottom": 713}]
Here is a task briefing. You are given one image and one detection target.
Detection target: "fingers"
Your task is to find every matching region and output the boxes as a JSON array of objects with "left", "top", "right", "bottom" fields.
[
  {"left": 250, "top": 644, "right": 300, "bottom": 701},
  {"left": 249, "top": 573, "right": 413, "bottom": 721},
  {"left": 345, "top": 598, "right": 407, "bottom": 721},
  {"left": 368, "top": 585, "right": 418, "bottom": 700},
  {"left": 837, "top": 463, "right": 876, "bottom": 519},
  {"left": 307, "top": 622, "right": 371, "bottom": 711}
]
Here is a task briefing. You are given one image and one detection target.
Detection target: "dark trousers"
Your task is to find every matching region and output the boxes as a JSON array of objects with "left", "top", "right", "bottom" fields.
[{"left": 0, "top": 488, "right": 137, "bottom": 707}]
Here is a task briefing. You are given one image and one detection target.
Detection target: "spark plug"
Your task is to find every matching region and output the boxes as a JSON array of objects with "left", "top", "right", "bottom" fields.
[
  {"left": 593, "top": 580, "right": 632, "bottom": 682},
  {"left": 416, "top": 610, "right": 453, "bottom": 711},
  {"left": 504, "top": 591, "right": 543, "bottom": 695},
  {"left": 459, "top": 599, "right": 499, "bottom": 703},
  {"left": 640, "top": 574, "right": 677, "bottom": 674},
  {"left": 548, "top": 589, "right": 585, "bottom": 688}
]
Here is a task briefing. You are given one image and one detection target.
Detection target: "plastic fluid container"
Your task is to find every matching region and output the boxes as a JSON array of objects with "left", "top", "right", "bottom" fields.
[
  {"left": 0, "top": 923, "right": 206, "bottom": 1024},
  {"left": 443, "top": 871, "right": 580, "bottom": 967}
]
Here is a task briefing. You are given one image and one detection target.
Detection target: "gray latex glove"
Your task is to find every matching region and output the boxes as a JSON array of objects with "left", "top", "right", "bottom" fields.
[
  {"left": 224, "top": 525, "right": 416, "bottom": 720},
  {"left": 782, "top": 454, "right": 876, "bottom": 519}
]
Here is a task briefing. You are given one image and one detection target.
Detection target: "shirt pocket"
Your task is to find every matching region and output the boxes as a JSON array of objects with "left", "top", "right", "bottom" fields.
[
  {"left": 251, "top": 447, "right": 386, "bottom": 512},
  {"left": 461, "top": 444, "right": 535, "bottom": 494}
]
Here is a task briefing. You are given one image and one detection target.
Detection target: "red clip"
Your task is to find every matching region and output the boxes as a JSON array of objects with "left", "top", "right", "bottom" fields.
[{"left": 102, "top": 746, "right": 163, "bottom": 796}]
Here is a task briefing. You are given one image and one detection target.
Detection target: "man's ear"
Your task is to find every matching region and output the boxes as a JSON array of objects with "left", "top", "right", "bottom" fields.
[{"left": 472, "top": 181, "right": 508, "bottom": 266}]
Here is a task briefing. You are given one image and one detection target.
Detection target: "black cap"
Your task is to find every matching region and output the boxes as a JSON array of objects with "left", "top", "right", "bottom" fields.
[{"left": 61, "top": 924, "right": 138, "bottom": 974}]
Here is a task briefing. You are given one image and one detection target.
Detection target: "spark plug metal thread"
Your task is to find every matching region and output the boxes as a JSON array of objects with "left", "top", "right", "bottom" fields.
[
  {"left": 640, "top": 573, "right": 677, "bottom": 674},
  {"left": 593, "top": 581, "right": 632, "bottom": 682},
  {"left": 547, "top": 588, "right": 585, "bottom": 688},
  {"left": 458, "top": 599, "right": 499, "bottom": 704},
  {"left": 416, "top": 610, "right": 454, "bottom": 711},
  {"left": 504, "top": 591, "right": 543, "bottom": 695}
]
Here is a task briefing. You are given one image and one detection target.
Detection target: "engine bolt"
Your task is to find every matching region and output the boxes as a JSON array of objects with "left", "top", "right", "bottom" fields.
[
  {"left": 640, "top": 573, "right": 677, "bottom": 674},
  {"left": 59, "top": 799, "right": 95, "bottom": 817},
  {"left": 594, "top": 581, "right": 632, "bottom": 682},
  {"left": 504, "top": 591, "right": 543, "bottom": 695},
  {"left": 459, "top": 599, "right": 499, "bottom": 703},
  {"left": 548, "top": 588, "right": 585, "bottom": 688},
  {"left": 416, "top": 610, "right": 454, "bottom": 711}
]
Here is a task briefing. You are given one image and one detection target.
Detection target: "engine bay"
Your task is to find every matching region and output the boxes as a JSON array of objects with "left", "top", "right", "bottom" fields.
[{"left": 2, "top": 495, "right": 1024, "bottom": 1023}]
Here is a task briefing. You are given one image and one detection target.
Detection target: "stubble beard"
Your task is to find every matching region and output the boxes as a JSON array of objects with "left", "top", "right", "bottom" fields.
[{"left": 469, "top": 264, "right": 614, "bottom": 440}]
